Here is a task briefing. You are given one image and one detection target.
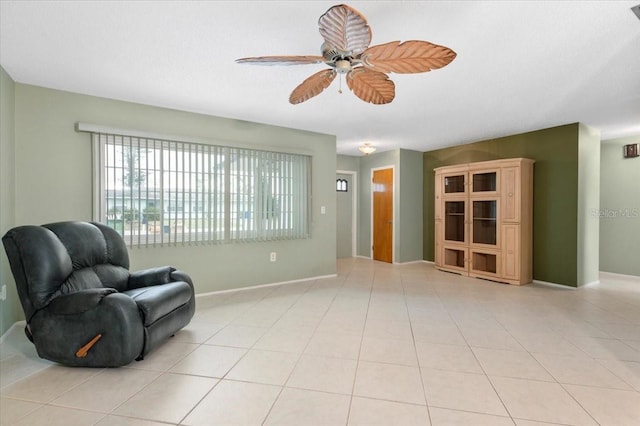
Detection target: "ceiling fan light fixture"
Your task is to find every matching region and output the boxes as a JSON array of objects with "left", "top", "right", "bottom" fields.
[
  {"left": 359, "top": 144, "right": 377, "bottom": 155},
  {"left": 335, "top": 60, "right": 352, "bottom": 74}
]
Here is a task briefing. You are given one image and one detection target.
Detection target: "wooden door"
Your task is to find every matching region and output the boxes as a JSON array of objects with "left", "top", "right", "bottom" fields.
[{"left": 373, "top": 168, "right": 393, "bottom": 263}]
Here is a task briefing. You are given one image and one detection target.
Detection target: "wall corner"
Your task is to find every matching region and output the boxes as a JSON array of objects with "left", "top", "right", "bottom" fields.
[{"left": 577, "top": 123, "right": 600, "bottom": 286}]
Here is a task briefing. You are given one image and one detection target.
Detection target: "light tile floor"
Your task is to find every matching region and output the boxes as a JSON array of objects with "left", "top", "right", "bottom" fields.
[{"left": 2, "top": 259, "right": 640, "bottom": 425}]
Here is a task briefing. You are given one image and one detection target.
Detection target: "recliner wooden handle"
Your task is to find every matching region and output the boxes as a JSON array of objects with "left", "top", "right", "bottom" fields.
[{"left": 75, "top": 334, "right": 102, "bottom": 358}]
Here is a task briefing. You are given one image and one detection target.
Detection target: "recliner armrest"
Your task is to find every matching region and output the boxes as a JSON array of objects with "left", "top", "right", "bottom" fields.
[
  {"left": 48, "top": 288, "right": 117, "bottom": 315},
  {"left": 170, "top": 270, "right": 194, "bottom": 287},
  {"left": 128, "top": 266, "right": 175, "bottom": 289}
]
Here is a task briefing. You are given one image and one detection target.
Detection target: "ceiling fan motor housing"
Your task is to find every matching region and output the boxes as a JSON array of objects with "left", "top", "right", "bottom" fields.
[
  {"left": 322, "top": 42, "right": 354, "bottom": 73},
  {"left": 321, "top": 42, "right": 342, "bottom": 62}
]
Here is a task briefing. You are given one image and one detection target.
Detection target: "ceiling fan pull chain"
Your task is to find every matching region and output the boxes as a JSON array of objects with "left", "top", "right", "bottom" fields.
[{"left": 338, "top": 74, "right": 343, "bottom": 94}]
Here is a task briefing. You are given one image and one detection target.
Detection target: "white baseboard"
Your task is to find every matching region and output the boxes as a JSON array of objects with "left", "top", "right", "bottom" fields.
[
  {"left": 394, "top": 260, "right": 433, "bottom": 265},
  {"left": 350, "top": 256, "right": 432, "bottom": 265},
  {"left": 532, "top": 279, "right": 577, "bottom": 290},
  {"left": 532, "top": 278, "right": 602, "bottom": 289},
  {"left": 599, "top": 271, "right": 640, "bottom": 282},
  {"left": 2, "top": 274, "right": 340, "bottom": 340},
  {"left": 0, "top": 320, "right": 26, "bottom": 344},
  {"left": 195, "top": 273, "right": 338, "bottom": 298}
]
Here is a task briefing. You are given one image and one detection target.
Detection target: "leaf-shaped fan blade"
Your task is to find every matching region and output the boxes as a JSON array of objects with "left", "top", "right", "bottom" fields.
[
  {"left": 236, "top": 55, "right": 326, "bottom": 66},
  {"left": 346, "top": 68, "right": 395, "bottom": 105},
  {"left": 289, "top": 69, "right": 337, "bottom": 104},
  {"left": 361, "top": 40, "right": 457, "bottom": 74},
  {"left": 318, "top": 4, "right": 372, "bottom": 55}
]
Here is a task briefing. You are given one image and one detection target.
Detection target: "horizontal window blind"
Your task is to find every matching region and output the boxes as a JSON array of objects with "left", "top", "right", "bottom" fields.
[{"left": 93, "top": 132, "right": 310, "bottom": 247}]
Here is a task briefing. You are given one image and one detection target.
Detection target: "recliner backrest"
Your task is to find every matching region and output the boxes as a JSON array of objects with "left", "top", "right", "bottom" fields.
[{"left": 2, "top": 221, "right": 132, "bottom": 319}]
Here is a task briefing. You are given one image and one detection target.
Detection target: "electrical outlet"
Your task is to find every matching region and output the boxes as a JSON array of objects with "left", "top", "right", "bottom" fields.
[
  {"left": 0, "top": 284, "right": 6, "bottom": 301},
  {"left": 270, "top": 252, "right": 277, "bottom": 262}
]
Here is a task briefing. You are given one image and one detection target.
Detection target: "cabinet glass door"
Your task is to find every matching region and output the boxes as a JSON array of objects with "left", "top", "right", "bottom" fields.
[
  {"left": 444, "top": 174, "right": 466, "bottom": 194},
  {"left": 472, "top": 171, "right": 498, "bottom": 193},
  {"left": 472, "top": 200, "right": 497, "bottom": 245},
  {"left": 444, "top": 201, "right": 466, "bottom": 242}
]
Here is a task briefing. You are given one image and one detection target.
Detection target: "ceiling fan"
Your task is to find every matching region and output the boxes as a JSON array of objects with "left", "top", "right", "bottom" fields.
[{"left": 236, "top": 3, "right": 457, "bottom": 105}]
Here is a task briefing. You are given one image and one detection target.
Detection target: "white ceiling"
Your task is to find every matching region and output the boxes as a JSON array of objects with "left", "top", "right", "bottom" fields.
[{"left": 2, "top": 1, "right": 639, "bottom": 156}]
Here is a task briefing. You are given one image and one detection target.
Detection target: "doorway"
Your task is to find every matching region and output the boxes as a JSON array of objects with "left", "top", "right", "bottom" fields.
[
  {"left": 372, "top": 167, "right": 393, "bottom": 263},
  {"left": 336, "top": 171, "right": 356, "bottom": 258}
]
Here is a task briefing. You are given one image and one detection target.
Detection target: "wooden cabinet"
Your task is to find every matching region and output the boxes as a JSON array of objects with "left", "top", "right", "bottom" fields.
[{"left": 434, "top": 158, "right": 534, "bottom": 285}]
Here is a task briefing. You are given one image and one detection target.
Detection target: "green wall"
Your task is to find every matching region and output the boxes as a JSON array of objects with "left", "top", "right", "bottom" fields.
[
  {"left": 2, "top": 83, "right": 337, "bottom": 333},
  {"left": 339, "top": 149, "right": 424, "bottom": 263},
  {"left": 337, "top": 154, "right": 359, "bottom": 172},
  {"left": 1, "top": 66, "right": 19, "bottom": 337},
  {"left": 398, "top": 149, "right": 424, "bottom": 262},
  {"left": 600, "top": 136, "right": 640, "bottom": 276},
  {"left": 336, "top": 172, "right": 354, "bottom": 258},
  {"left": 336, "top": 155, "right": 360, "bottom": 260},
  {"left": 424, "top": 124, "right": 583, "bottom": 287}
]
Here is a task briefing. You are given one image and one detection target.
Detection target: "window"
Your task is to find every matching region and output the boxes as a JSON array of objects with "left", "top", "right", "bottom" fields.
[
  {"left": 336, "top": 178, "right": 348, "bottom": 192},
  {"left": 92, "top": 132, "right": 311, "bottom": 246}
]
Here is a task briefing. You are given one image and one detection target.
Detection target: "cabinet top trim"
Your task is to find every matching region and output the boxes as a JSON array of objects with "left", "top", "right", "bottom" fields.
[{"left": 434, "top": 157, "right": 535, "bottom": 173}]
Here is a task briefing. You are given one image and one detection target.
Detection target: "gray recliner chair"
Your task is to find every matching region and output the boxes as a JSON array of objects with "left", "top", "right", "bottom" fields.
[{"left": 2, "top": 221, "right": 195, "bottom": 367}]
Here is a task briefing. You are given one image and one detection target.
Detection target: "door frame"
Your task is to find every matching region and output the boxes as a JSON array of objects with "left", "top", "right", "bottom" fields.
[
  {"left": 370, "top": 165, "right": 395, "bottom": 262},
  {"left": 337, "top": 169, "right": 358, "bottom": 257}
]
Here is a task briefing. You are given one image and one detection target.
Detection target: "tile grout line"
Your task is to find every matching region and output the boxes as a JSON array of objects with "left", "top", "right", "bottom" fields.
[
  {"left": 258, "top": 275, "right": 348, "bottom": 425},
  {"left": 344, "top": 266, "right": 374, "bottom": 426},
  {"left": 402, "top": 269, "right": 434, "bottom": 425}
]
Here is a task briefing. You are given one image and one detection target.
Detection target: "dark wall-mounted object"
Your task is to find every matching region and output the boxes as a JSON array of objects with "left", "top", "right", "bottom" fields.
[{"left": 623, "top": 143, "right": 639, "bottom": 158}]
